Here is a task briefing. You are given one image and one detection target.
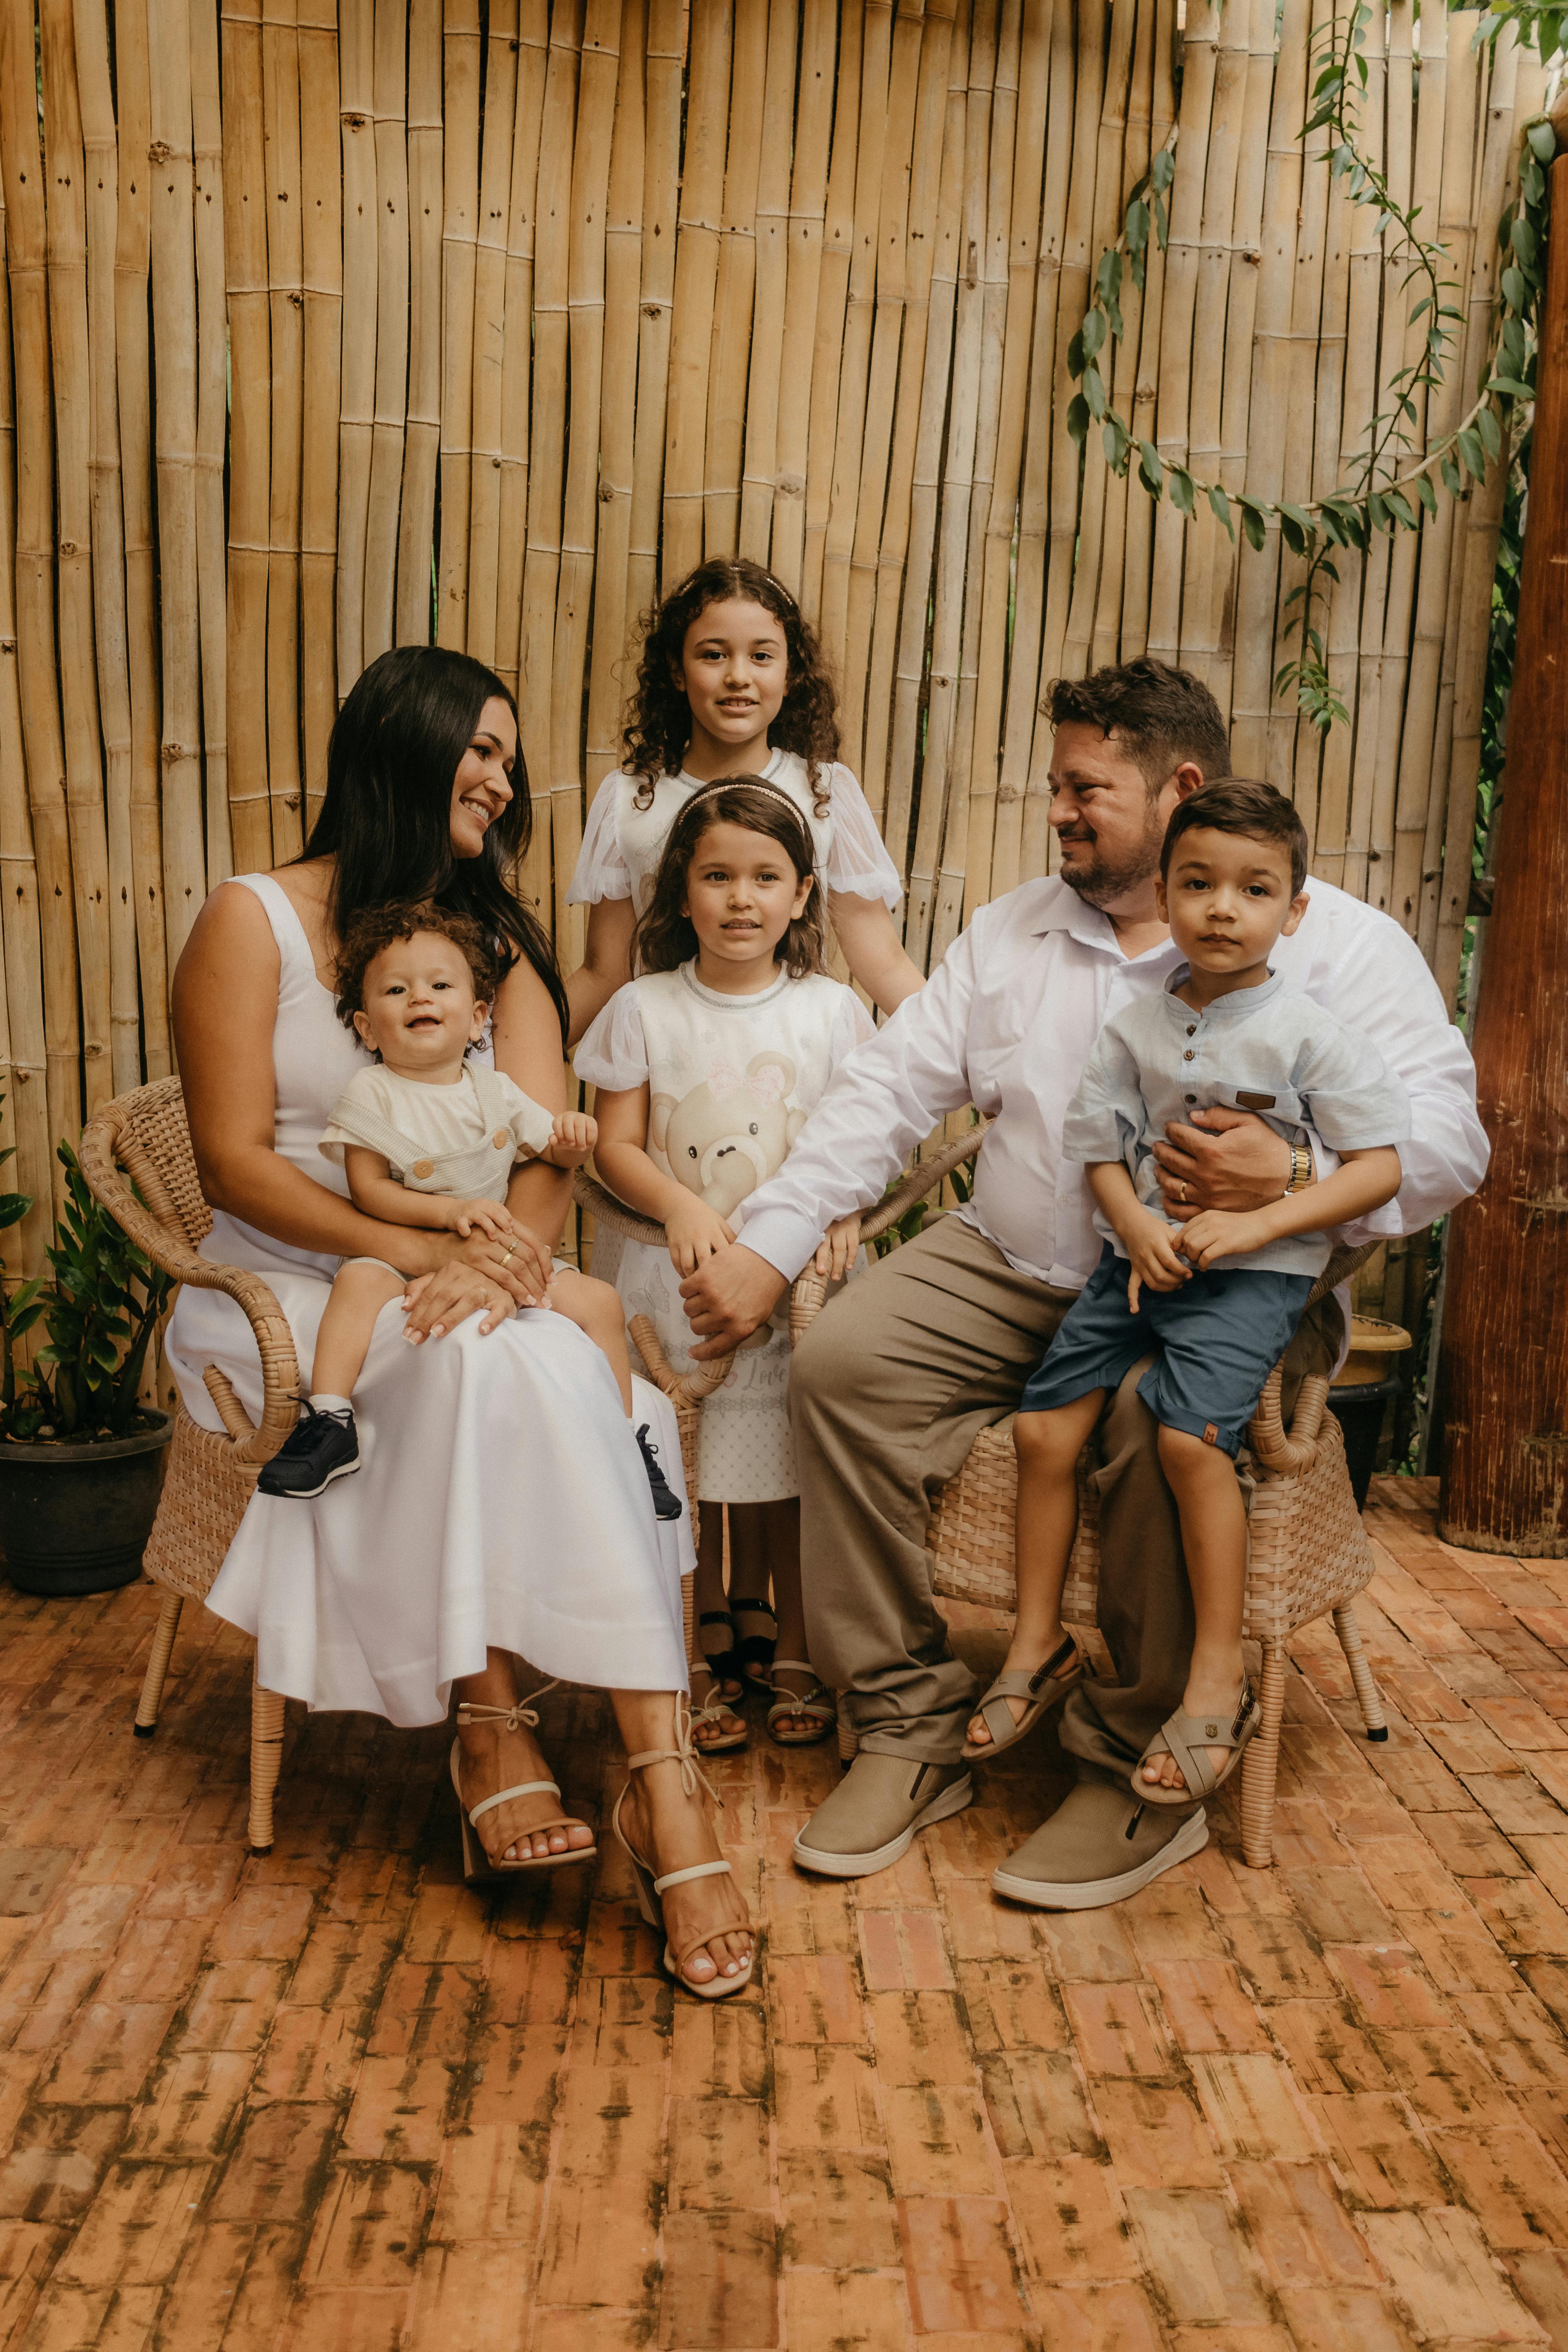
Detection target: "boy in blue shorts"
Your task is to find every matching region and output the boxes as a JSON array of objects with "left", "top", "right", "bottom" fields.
[{"left": 962, "top": 780, "right": 1408, "bottom": 1806}]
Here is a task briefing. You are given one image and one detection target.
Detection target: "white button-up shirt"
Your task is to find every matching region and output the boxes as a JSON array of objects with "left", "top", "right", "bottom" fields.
[{"left": 737, "top": 873, "right": 1489, "bottom": 1290}]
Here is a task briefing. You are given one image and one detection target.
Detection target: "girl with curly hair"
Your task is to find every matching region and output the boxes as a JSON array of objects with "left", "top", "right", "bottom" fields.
[{"left": 565, "top": 557, "right": 923, "bottom": 1046}]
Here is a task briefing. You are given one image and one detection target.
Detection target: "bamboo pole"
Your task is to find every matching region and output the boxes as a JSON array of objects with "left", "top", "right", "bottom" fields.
[
  {"left": 737, "top": 0, "right": 799, "bottom": 563},
  {"left": 465, "top": 0, "right": 520, "bottom": 672},
  {"left": 0, "top": 89, "right": 51, "bottom": 1258},
  {"left": 113, "top": 0, "right": 169, "bottom": 1065},
  {"left": 800, "top": 0, "right": 867, "bottom": 624},
  {"left": 661, "top": 0, "right": 730, "bottom": 591},
  {"left": 334, "top": 0, "right": 374, "bottom": 691},
  {"left": 625, "top": 0, "right": 682, "bottom": 632},
  {"left": 361, "top": 0, "right": 412, "bottom": 667},
  {"left": 261, "top": 0, "right": 305, "bottom": 858},
  {"left": 73, "top": 0, "right": 140, "bottom": 1093},
  {"left": 1174, "top": 0, "right": 1248, "bottom": 688},
  {"left": 298, "top": 0, "right": 341, "bottom": 824},
  {"left": 494, "top": 0, "right": 550, "bottom": 705},
  {"left": 149, "top": 0, "right": 207, "bottom": 959},
  {"left": 223, "top": 0, "right": 273, "bottom": 861},
  {"left": 1116, "top": 0, "right": 1174, "bottom": 663},
  {"left": 437, "top": 0, "right": 481, "bottom": 648},
  {"left": 190, "top": 0, "right": 229, "bottom": 887},
  {"left": 860, "top": 0, "right": 960, "bottom": 830},
  {"left": 396, "top": 0, "right": 440, "bottom": 649},
  {"left": 551, "top": 0, "right": 621, "bottom": 961},
  {"left": 768, "top": 0, "right": 835, "bottom": 593},
  {"left": 702, "top": 0, "right": 767, "bottom": 559},
  {"left": 38, "top": 0, "right": 112, "bottom": 1116},
  {"left": 584, "top": 0, "right": 646, "bottom": 807},
  {"left": 1090, "top": 0, "right": 1155, "bottom": 672}
]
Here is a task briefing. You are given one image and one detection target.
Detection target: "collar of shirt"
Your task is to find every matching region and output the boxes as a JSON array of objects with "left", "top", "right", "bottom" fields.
[{"left": 1162, "top": 963, "right": 1286, "bottom": 1019}]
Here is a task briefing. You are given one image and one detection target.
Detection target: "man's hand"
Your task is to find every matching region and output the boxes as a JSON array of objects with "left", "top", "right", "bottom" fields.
[
  {"left": 1118, "top": 1209, "right": 1191, "bottom": 1313},
  {"left": 814, "top": 1212, "right": 861, "bottom": 1282},
  {"left": 680, "top": 1245, "right": 789, "bottom": 1359},
  {"left": 1152, "top": 1104, "right": 1292, "bottom": 1220}
]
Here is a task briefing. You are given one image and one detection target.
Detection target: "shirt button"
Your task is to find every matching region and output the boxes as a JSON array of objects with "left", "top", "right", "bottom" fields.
[
  {"left": 493, "top": 1129, "right": 509, "bottom": 1148},
  {"left": 1186, "top": 1025, "right": 1196, "bottom": 1036},
  {"left": 412, "top": 1159, "right": 434, "bottom": 1179},
  {"left": 1185, "top": 1093, "right": 1196, "bottom": 1105},
  {"left": 1183, "top": 1049, "right": 1195, "bottom": 1061}
]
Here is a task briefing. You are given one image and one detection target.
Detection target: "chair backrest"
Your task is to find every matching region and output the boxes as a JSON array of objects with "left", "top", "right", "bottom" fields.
[{"left": 85, "top": 1077, "right": 212, "bottom": 1253}]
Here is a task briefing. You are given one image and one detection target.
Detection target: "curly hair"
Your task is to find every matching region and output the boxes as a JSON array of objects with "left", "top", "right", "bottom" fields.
[
  {"left": 632, "top": 780, "right": 827, "bottom": 982},
  {"left": 333, "top": 900, "right": 506, "bottom": 1035},
  {"left": 1045, "top": 658, "right": 1232, "bottom": 795},
  {"left": 622, "top": 557, "right": 839, "bottom": 816}
]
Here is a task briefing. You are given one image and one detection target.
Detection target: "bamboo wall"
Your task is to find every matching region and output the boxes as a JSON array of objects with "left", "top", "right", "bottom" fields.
[{"left": 0, "top": 0, "right": 1544, "bottom": 1282}]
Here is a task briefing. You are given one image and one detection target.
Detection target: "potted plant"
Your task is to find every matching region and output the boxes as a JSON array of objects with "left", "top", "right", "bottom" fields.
[{"left": 0, "top": 1127, "right": 174, "bottom": 1595}]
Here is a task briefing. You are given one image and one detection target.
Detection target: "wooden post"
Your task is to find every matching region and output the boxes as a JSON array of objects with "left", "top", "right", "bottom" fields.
[{"left": 1437, "top": 147, "right": 1568, "bottom": 1555}]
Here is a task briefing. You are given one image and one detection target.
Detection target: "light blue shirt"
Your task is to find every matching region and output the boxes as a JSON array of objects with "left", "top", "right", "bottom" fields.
[{"left": 1063, "top": 964, "right": 1411, "bottom": 1277}]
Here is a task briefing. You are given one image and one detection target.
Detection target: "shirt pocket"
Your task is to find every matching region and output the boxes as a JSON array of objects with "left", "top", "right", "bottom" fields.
[{"left": 1217, "top": 1080, "right": 1307, "bottom": 1133}]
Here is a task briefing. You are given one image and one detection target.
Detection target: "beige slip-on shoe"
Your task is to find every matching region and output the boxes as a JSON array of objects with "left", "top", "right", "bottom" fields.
[
  {"left": 992, "top": 1777, "right": 1207, "bottom": 1910},
  {"left": 792, "top": 1751, "right": 973, "bottom": 1879}
]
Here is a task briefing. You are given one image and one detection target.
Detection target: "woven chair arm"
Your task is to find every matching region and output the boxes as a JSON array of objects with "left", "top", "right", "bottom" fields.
[
  {"left": 1246, "top": 1237, "right": 1380, "bottom": 1477},
  {"left": 80, "top": 1099, "right": 301, "bottom": 1467}
]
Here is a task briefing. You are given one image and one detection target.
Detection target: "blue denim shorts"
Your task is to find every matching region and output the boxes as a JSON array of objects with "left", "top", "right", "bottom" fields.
[{"left": 1019, "top": 1243, "right": 1314, "bottom": 1457}]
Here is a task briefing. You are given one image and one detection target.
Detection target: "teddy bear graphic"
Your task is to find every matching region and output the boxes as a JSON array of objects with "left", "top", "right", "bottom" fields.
[{"left": 649, "top": 1051, "right": 803, "bottom": 1220}]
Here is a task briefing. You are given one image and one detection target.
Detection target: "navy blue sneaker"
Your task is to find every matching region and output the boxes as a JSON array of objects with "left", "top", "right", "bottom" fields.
[
  {"left": 258, "top": 1401, "right": 361, "bottom": 1498},
  {"left": 635, "top": 1423, "right": 684, "bottom": 1521}
]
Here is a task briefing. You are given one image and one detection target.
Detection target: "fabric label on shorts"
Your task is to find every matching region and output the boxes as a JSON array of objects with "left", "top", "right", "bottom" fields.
[{"left": 1203, "top": 1423, "right": 1219, "bottom": 1446}]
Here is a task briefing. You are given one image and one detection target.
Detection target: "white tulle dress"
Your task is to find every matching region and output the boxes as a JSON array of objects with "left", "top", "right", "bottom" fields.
[{"left": 165, "top": 873, "right": 693, "bottom": 1727}]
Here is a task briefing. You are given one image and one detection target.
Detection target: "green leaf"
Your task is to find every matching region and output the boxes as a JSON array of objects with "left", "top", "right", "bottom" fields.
[
  {"left": 1137, "top": 438, "right": 1164, "bottom": 495},
  {"left": 1151, "top": 145, "right": 1176, "bottom": 193},
  {"left": 1414, "top": 474, "right": 1438, "bottom": 515},
  {"left": 1067, "top": 327, "right": 1085, "bottom": 377},
  {"left": 1385, "top": 489, "right": 1418, "bottom": 530},
  {"left": 1168, "top": 465, "right": 1195, "bottom": 517},
  {"left": 1096, "top": 249, "right": 1123, "bottom": 305},
  {"left": 1486, "top": 374, "right": 1535, "bottom": 401},
  {"left": 1368, "top": 489, "right": 1390, "bottom": 532},
  {"left": 1279, "top": 510, "right": 1308, "bottom": 557},
  {"left": 1280, "top": 501, "right": 1316, "bottom": 546},
  {"left": 1103, "top": 295, "right": 1125, "bottom": 342},
  {"left": 1502, "top": 264, "right": 1528, "bottom": 309},
  {"left": 1103, "top": 417, "right": 1129, "bottom": 472},
  {"left": 1084, "top": 366, "right": 1107, "bottom": 422},
  {"left": 1080, "top": 309, "right": 1105, "bottom": 361},
  {"left": 1208, "top": 483, "right": 1235, "bottom": 540},
  {"left": 1457, "top": 425, "right": 1486, "bottom": 477},
  {"left": 1126, "top": 200, "right": 1149, "bottom": 257},
  {"left": 1238, "top": 495, "right": 1268, "bottom": 552},
  {"left": 0, "top": 1191, "right": 30, "bottom": 1230},
  {"left": 1527, "top": 118, "right": 1557, "bottom": 163},
  {"left": 1512, "top": 215, "right": 1538, "bottom": 265},
  {"left": 1477, "top": 404, "right": 1503, "bottom": 461},
  {"left": 1067, "top": 392, "right": 1091, "bottom": 445}
]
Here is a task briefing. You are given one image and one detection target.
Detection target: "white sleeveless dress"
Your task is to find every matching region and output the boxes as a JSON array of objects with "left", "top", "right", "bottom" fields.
[{"left": 165, "top": 873, "right": 693, "bottom": 1726}]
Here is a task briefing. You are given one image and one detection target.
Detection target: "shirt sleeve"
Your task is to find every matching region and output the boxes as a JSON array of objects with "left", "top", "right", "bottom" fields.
[
  {"left": 1060, "top": 1018, "right": 1149, "bottom": 1167},
  {"left": 573, "top": 983, "right": 651, "bottom": 1092},
  {"left": 564, "top": 775, "right": 633, "bottom": 907},
  {"left": 1303, "top": 906, "right": 1488, "bottom": 1241},
  {"left": 318, "top": 1068, "right": 392, "bottom": 1168},
  {"left": 739, "top": 920, "right": 985, "bottom": 1280},
  {"left": 827, "top": 985, "right": 878, "bottom": 1071},
  {"left": 822, "top": 764, "right": 903, "bottom": 909},
  {"left": 1294, "top": 1016, "right": 1412, "bottom": 1155},
  {"left": 496, "top": 1074, "right": 559, "bottom": 1158}
]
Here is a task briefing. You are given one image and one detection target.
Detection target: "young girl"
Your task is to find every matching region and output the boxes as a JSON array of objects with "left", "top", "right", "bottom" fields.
[
  {"left": 565, "top": 555, "right": 924, "bottom": 1046},
  {"left": 576, "top": 780, "right": 872, "bottom": 1751},
  {"left": 258, "top": 900, "right": 682, "bottom": 1524}
]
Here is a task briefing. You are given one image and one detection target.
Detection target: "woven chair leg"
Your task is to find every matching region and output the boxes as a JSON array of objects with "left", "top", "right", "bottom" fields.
[
  {"left": 681, "top": 1570, "right": 696, "bottom": 1671},
  {"left": 1239, "top": 1643, "right": 1287, "bottom": 1872},
  {"left": 837, "top": 1691, "right": 859, "bottom": 1765},
  {"left": 133, "top": 1593, "right": 184, "bottom": 1737},
  {"left": 1333, "top": 1602, "right": 1388, "bottom": 1741},
  {"left": 248, "top": 1677, "right": 287, "bottom": 1855}
]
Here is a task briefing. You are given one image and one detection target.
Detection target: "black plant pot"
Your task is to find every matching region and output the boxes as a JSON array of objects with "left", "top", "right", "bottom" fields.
[
  {"left": 0, "top": 1412, "right": 172, "bottom": 1596},
  {"left": 1326, "top": 1375, "right": 1401, "bottom": 1514}
]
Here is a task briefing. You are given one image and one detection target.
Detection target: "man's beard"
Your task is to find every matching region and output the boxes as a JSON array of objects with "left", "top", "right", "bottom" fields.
[{"left": 1057, "top": 810, "right": 1167, "bottom": 909}]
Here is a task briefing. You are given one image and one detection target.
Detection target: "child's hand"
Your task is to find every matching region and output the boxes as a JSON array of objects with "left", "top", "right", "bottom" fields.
[
  {"left": 1176, "top": 1209, "right": 1268, "bottom": 1271},
  {"left": 546, "top": 1111, "right": 597, "bottom": 1167},
  {"left": 813, "top": 1213, "right": 861, "bottom": 1282},
  {"left": 1120, "top": 1210, "right": 1191, "bottom": 1313},
  {"left": 664, "top": 1193, "right": 735, "bottom": 1276},
  {"left": 445, "top": 1197, "right": 515, "bottom": 1240}
]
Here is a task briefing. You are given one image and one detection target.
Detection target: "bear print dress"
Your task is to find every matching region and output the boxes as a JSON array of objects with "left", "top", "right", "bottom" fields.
[{"left": 575, "top": 962, "right": 873, "bottom": 1502}]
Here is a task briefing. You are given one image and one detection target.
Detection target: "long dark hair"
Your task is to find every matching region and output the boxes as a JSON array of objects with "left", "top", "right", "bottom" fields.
[
  {"left": 302, "top": 646, "right": 569, "bottom": 1047},
  {"left": 622, "top": 556, "right": 839, "bottom": 814},
  {"left": 633, "top": 779, "right": 827, "bottom": 982}
]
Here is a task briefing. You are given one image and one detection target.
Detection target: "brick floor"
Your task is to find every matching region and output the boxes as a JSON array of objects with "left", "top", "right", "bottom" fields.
[{"left": 5, "top": 1477, "right": 1568, "bottom": 2347}]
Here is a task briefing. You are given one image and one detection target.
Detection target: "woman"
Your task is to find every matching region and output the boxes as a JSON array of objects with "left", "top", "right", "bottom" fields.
[{"left": 167, "top": 646, "right": 753, "bottom": 1997}]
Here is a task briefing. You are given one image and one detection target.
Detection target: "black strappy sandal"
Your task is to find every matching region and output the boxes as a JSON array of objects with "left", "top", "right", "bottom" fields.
[
  {"left": 731, "top": 1598, "right": 778, "bottom": 1697},
  {"left": 696, "top": 1610, "right": 744, "bottom": 1708}
]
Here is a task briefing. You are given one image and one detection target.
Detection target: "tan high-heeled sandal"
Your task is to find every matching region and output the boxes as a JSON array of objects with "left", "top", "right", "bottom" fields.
[
  {"left": 450, "top": 1685, "right": 597, "bottom": 1882},
  {"left": 612, "top": 1696, "right": 755, "bottom": 2000}
]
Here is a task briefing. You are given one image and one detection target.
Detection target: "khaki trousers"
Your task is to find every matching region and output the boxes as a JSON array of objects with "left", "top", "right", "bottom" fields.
[{"left": 789, "top": 1213, "right": 1341, "bottom": 1782}]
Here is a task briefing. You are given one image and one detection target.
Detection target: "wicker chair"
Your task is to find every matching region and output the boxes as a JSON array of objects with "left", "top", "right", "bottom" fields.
[
  {"left": 80, "top": 1078, "right": 302, "bottom": 1854},
  {"left": 597, "top": 1126, "right": 1387, "bottom": 1873}
]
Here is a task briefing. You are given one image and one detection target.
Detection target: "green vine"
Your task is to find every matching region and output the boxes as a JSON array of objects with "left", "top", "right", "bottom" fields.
[{"left": 1067, "top": 3, "right": 1554, "bottom": 732}]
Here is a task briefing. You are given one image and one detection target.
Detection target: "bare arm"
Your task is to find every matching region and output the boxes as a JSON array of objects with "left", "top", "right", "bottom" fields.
[
  {"left": 828, "top": 892, "right": 924, "bottom": 1016},
  {"left": 1087, "top": 1161, "right": 1191, "bottom": 1312},
  {"left": 565, "top": 896, "right": 636, "bottom": 1050},
  {"left": 342, "top": 1147, "right": 514, "bottom": 1241},
  {"left": 594, "top": 1086, "right": 734, "bottom": 1273},
  {"left": 1176, "top": 1145, "right": 1403, "bottom": 1272}
]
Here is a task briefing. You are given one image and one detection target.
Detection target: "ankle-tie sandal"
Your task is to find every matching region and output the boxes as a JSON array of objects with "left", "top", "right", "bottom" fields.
[
  {"left": 764, "top": 1662, "right": 835, "bottom": 1748},
  {"left": 450, "top": 1684, "right": 596, "bottom": 1882},
  {"left": 1137, "top": 1678, "right": 1262, "bottom": 1807},
  {"left": 690, "top": 1659, "right": 750, "bottom": 1755},
  {"left": 962, "top": 1633, "right": 1090, "bottom": 1762},
  {"left": 731, "top": 1598, "right": 778, "bottom": 1695},
  {"left": 612, "top": 1695, "right": 755, "bottom": 2001}
]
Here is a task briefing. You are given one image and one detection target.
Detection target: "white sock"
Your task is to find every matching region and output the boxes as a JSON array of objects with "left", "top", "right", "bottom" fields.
[{"left": 309, "top": 1393, "right": 353, "bottom": 1417}]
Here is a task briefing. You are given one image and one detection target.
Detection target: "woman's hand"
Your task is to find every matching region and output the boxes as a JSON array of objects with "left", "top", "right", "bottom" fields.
[
  {"left": 401, "top": 1263, "right": 518, "bottom": 1342},
  {"left": 814, "top": 1212, "right": 861, "bottom": 1281},
  {"left": 663, "top": 1193, "right": 735, "bottom": 1276}
]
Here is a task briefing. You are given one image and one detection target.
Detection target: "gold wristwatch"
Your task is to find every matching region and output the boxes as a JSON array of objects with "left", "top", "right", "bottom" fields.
[{"left": 1284, "top": 1143, "right": 1313, "bottom": 1196}]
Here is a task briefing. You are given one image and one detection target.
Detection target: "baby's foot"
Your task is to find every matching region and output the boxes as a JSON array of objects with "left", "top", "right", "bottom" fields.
[
  {"left": 965, "top": 1627, "right": 1081, "bottom": 1749},
  {"left": 1141, "top": 1671, "right": 1255, "bottom": 1795}
]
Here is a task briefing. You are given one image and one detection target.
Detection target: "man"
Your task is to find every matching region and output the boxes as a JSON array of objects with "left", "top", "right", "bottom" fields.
[{"left": 680, "top": 661, "right": 1488, "bottom": 1909}]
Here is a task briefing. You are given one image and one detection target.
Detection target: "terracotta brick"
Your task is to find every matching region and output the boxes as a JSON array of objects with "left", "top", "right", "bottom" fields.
[
  {"left": 0, "top": 1851, "right": 74, "bottom": 1919},
  {"left": 779, "top": 2147, "right": 899, "bottom": 2269},
  {"left": 206, "top": 2103, "right": 340, "bottom": 2225},
  {"left": 1269, "top": 2001, "right": 1393, "bottom": 2095},
  {"left": 33, "top": 1886, "right": 135, "bottom": 1962},
  {"left": 1007, "top": 2155, "right": 1140, "bottom": 2279},
  {"left": 1433, "top": 2125, "right": 1568, "bottom": 2249},
  {"left": 1373, "top": 2026, "right": 1520, "bottom": 2125},
  {"left": 768, "top": 1953, "right": 866, "bottom": 2045},
  {"left": 426, "top": 2123, "right": 545, "bottom": 2246},
  {"left": 1227, "top": 2160, "right": 1383, "bottom": 2287},
  {"left": 339, "top": 2055, "right": 455, "bottom": 2163},
  {"left": 668, "top": 2096, "right": 769, "bottom": 2212},
  {"left": 365, "top": 1962, "right": 481, "bottom": 2064},
  {"left": 1466, "top": 1876, "right": 1568, "bottom": 1957},
  {"left": 1326, "top": 1944, "right": 1454, "bottom": 2032},
  {"left": 1415, "top": 1808, "right": 1530, "bottom": 1877},
  {"left": 399, "top": 1881, "right": 490, "bottom": 1969},
  {"left": 39, "top": 2001, "right": 175, "bottom": 2107},
  {"left": 1358, "top": 2207, "right": 1548, "bottom": 2342},
  {"left": 1147, "top": 1960, "right": 1271, "bottom": 2055},
  {"left": 1223, "top": 1915, "right": 1338, "bottom": 2001},
  {"left": 1122, "top": 2188, "right": 1272, "bottom": 2324},
  {"left": 1093, "top": 2080, "right": 1223, "bottom": 2189},
  {"left": 1507, "top": 2250, "right": 1568, "bottom": 2352},
  {"left": 406, "top": 2238, "right": 535, "bottom": 2352},
  {"left": 288, "top": 1920, "right": 403, "bottom": 2014},
  {"left": 1062, "top": 1983, "right": 1172, "bottom": 2079},
  {"left": 278, "top": 2286, "right": 410, "bottom": 2352},
  {"left": 954, "top": 1960, "right": 1070, "bottom": 2054},
  {"left": 176, "top": 1962, "right": 290, "bottom": 2055},
  {"left": 762, "top": 1864, "right": 857, "bottom": 1958},
  {"left": 772, "top": 2043, "right": 882, "bottom": 2152},
  {"left": 555, "top": 2065, "right": 665, "bottom": 2185},
  {"left": 459, "top": 2021, "right": 563, "bottom": 2135},
  {"left": 1028, "top": 2280, "right": 1165, "bottom": 2352},
  {"left": 16, "top": 2280, "right": 162, "bottom": 2351},
  {"left": 0, "top": 2105, "right": 127, "bottom": 2224},
  {"left": 301, "top": 2162, "right": 426, "bottom": 2290},
  {"left": 897, "top": 2196, "right": 1027, "bottom": 2336},
  {"left": 1121, "top": 1883, "right": 1232, "bottom": 1964},
  {"left": 534, "top": 2312, "right": 659, "bottom": 2352},
  {"left": 866, "top": 1989, "right": 975, "bottom": 2085},
  {"left": 537, "top": 2174, "right": 657, "bottom": 2307},
  {"left": 1187, "top": 2052, "right": 1321, "bottom": 2162},
  {"left": 859, "top": 1906, "right": 955, "bottom": 1991},
  {"left": 1513, "top": 1835, "right": 1568, "bottom": 1911},
  {"left": 980, "top": 2049, "right": 1102, "bottom": 2162},
  {"left": 99, "top": 1918, "right": 209, "bottom": 2006},
  {"left": 783, "top": 2269, "right": 907, "bottom": 2352},
  {"left": 575, "top": 1973, "right": 672, "bottom": 2075},
  {"left": 942, "top": 1878, "right": 1038, "bottom": 1960},
  {"left": 1274, "top": 2285, "right": 1421, "bottom": 2352},
  {"left": 1399, "top": 1907, "right": 1525, "bottom": 1995},
  {"left": 1463, "top": 1774, "right": 1568, "bottom": 1839},
  {"left": 884, "top": 2084, "right": 998, "bottom": 2199},
  {"left": 250, "top": 2005, "right": 365, "bottom": 2105},
  {"left": 1311, "top": 2092, "right": 1455, "bottom": 2209},
  {"left": 54, "top": 2160, "right": 208, "bottom": 2287},
  {"left": 1037, "top": 1908, "right": 1145, "bottom": 1985},
  {"left": 123, "top": 2051, "right": 253, "bottom": 2162},
  {"left": 658, "top": 2210, "right": 779, "bottom": 2349}
]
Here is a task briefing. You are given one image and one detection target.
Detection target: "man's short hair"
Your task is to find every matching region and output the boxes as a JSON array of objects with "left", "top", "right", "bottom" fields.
[
  {"left": 1160, "top": 779, "right": 1309, "bottom": 898},
  {"left": 1045, "top": 658, "right": 1232, "bottom": 794}
]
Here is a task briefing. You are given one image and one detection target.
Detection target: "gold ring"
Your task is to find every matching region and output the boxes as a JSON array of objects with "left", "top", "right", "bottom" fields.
[
  {"left": 500, "top": 1241, "right": 516, "bottom": 1263},
  {"left": 1179, "top": 1181, "right": 1189, "bottom": 1204}
]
